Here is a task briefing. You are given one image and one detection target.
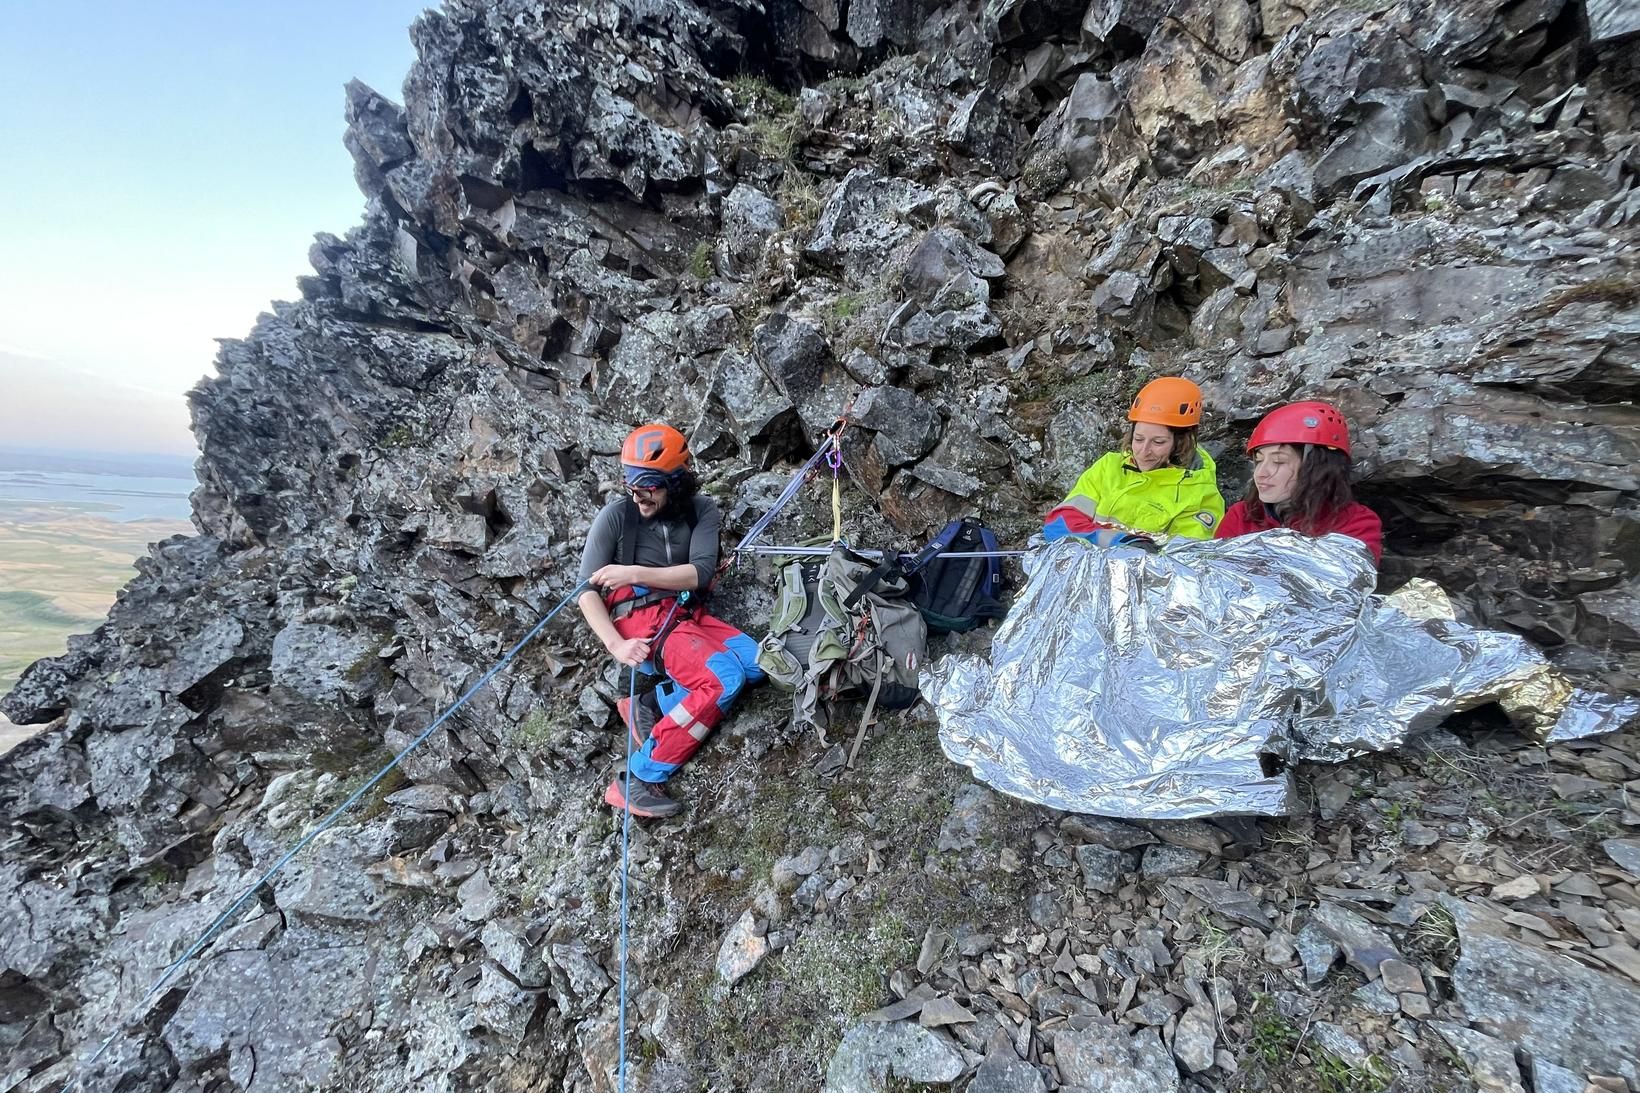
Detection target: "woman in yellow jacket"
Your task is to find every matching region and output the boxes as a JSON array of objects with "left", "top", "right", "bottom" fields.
[{"left": 1043, "top": 377, "right": 1226, "bottom": 542}]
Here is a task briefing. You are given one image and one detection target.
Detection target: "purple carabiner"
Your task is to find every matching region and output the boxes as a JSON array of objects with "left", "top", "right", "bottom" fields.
[{"left": 826, "top": 446, "right": 843, "bottom": 474}]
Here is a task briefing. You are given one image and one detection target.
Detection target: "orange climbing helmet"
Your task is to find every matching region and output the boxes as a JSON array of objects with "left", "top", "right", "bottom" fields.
[
  {"left": 1247, "top": 400, "right": 1351, "bottom": 456},
  {"left": 1128, "top": 377, "right": 1203, "bottom": 428},
  {"left": 620, "top": 423, "right": 690, "bottom": 485}
]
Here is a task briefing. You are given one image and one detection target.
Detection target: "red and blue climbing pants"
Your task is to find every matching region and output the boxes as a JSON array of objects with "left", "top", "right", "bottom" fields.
[{"left": 613, "top": 600, "right": 762, "bottom": 783}]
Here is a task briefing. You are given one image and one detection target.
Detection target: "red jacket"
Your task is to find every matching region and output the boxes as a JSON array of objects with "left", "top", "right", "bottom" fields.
[{"left": 1214, "top": 500, "right": 1383, "bottom": 564}]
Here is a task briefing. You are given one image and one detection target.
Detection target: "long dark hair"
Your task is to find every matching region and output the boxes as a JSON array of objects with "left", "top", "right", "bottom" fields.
[
  {"left": 658, "top": 469, "right": 701, "bottom": 522},
  {"left": 1241, "top": 445, "right": 1355, "bottom": 533},
  {"left": 1127, "top": 424, "right": 1199, "bottom": 469}
]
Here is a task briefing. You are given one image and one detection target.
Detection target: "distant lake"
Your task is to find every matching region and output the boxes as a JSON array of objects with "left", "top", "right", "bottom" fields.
[{"left": 0, "top": 470, "right": 195, "bottom": 523}]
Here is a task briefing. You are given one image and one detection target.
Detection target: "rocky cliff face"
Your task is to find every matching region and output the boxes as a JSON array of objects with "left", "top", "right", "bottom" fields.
[{"left": 4, "top": 0, "right": 1640, "bottom": 1091}]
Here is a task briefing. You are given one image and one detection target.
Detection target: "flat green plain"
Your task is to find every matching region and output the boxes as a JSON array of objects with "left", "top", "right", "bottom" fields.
[{"left": 1, "top": 502, "right": 190, "bottom": 746}]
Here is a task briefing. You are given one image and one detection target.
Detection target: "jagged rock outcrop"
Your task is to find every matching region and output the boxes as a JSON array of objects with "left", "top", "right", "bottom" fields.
[{"left": 4, "top": 0, "right": 1640, "bottom": 1090}]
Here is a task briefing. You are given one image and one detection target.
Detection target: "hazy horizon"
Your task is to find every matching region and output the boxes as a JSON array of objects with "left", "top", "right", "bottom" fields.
[
  {"left": 0, "top": 444, "right": 197, "bottom": 478},
  {"left": 0, "top": 351, "right": 198, "bottom": 456}
]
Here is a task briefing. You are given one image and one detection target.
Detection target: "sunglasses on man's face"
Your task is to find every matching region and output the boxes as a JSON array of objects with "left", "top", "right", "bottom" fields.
[{"left": 627, "top": 482, "right": 665, "bottom": 498}]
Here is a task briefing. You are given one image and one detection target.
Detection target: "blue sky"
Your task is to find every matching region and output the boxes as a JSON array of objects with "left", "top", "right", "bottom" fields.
[{"left": 0, "top": 1, "right": 432, "bottom": 455}]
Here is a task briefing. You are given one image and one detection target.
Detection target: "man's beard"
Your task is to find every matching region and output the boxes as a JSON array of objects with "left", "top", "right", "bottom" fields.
[{"left": 656, "top": 491, "right": 692, "bottom": 522}]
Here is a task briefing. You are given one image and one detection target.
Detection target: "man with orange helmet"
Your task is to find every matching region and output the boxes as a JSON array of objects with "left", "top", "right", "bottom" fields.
[
  {"left": 577, "top": 423, "right": 763, "bottom": 818},
  {"left": 1042, "top": 376, "right": 1226, "bottom": 541},
  {"left": 1214, "top": 400, "right": 1383, "bottom": 563}
]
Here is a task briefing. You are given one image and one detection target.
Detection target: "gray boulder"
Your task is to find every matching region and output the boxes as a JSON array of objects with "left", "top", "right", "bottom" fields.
[
  {"left": 1587, "top": 0, "right": 1640, "bottom": 40},
  {"left": 722, "top": 185, "right": 784, "bottom": 274},
  {"left": 753, "top": 313, "right": 854, "bottom": 434},
  {"left": 1445, "top": 898, "right": 1640, "bottom": 1085},
  {"left": 805, "top": 169, "right": 933, "bottom": 283},
  {"left": 823, "top": 1020, "right": 965, "bottom": 1091},
  {"left": 1313, "top": 90, "right": 1436, "bottom": 197},
  {"left": 1052, "top": 1025, "right": 1180, "bottom": 1091}
]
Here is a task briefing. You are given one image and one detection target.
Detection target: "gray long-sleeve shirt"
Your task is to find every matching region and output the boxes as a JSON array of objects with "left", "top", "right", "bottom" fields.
[{"left": 577, "top": 496, "right": 721, "bottom": 592}]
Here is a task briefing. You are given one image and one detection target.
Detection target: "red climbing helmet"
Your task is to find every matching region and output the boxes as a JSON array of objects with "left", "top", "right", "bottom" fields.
[{"left": 1247, "top": 400, "right": 1351, "bottom": 456}]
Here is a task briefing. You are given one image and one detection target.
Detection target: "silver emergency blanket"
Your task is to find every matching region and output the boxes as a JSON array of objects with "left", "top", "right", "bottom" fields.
[{"left": 924, "top": 530, "right": 1638, "bottom": 819}]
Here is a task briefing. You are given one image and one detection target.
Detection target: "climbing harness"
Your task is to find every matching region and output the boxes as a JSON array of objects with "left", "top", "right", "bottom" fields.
[
  {"left": 643, "top": 592, "right": 690, "bottom": 669},
  {"left": 60, "top": 580, "right": 592, "bottom": 1093},
  {"left": 609, "top": 589, "right": 676, "bottom": 620}
]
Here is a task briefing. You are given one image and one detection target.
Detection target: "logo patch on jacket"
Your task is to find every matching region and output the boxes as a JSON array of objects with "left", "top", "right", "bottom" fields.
[{"left": 1195, "top": 512, "right": 1217, "bottom": 528}]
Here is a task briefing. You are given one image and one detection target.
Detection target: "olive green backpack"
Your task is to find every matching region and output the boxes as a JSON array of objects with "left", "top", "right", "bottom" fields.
[{"left": 757, "top": 544, "right": 928, "bottom": 760}]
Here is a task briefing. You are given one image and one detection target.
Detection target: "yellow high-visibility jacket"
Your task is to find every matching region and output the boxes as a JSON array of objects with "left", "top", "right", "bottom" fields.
[{"left": 1059, "top": 449, "right": 1226, "bottom": 538}]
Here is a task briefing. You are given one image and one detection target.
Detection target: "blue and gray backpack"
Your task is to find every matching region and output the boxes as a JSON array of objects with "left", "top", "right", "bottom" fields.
[{"left": 904, "top": 517, "right": 1008, "bottom": 634}]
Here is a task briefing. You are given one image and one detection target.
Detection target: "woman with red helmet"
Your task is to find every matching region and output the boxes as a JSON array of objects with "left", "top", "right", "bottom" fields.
[
  {"left": 1042, "top": 376, "right": 1226, "bottom": 542},
  {"left": 1214, "top": 400, "right": 1383, "bottom": 563}
]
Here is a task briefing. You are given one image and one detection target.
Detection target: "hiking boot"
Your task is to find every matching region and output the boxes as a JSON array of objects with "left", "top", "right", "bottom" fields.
[
  {"left": 615, "top": 691, "right": 659, "bottom": 751},
  {"left": 603, "top": 774, "right": 683, "bottom": 819}
]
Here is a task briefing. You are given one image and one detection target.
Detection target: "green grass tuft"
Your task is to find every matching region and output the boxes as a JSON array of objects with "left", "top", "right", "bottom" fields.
[
  {"left": 1316, "top": 1052, "right": 1392, "bottom": 1093},
  {"left": 690, "top": 241, "right": 715, "bottom": 280},
  {"left": 1249, "top": 998, "right": 1301, "bottom": 1066},
  {"left": 731, "top": 74, "right": 795, "bottom": 117},
  {"left": 777, "top": 172, "right": 823, "bottom": 228},
  {"left": 750, "top": 114, "right": 799, "bottom": 163},
  {"left": 381, "top": 423, "right": 416, "bottom": 448}
]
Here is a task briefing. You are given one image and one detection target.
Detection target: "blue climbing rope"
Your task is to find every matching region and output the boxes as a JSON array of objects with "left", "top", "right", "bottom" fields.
[
  {"left": 618, "top": 661, "right": 635, "bottom": 1093},
  {"left": 61, "top": 579, "right": 591, "bottom": 1093},
  {"left": 614, "top": 592, "right": 682, "bottom": 1093}
]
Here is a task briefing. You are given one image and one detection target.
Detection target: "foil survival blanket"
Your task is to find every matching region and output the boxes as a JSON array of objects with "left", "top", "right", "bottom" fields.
[{"left": 923, "top": 530, "right": 1638, "bottom": 819}]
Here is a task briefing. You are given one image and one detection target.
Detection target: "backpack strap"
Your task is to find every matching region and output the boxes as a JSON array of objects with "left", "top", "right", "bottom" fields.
[
  {"left": 900, "top": 519, "right": 969, "bottom": 578},
  {"left": 617, "top": 497, "right": 701, "bottom": 569},
  {"left": 617, "top": 499, "right": 640, "bottom": 566},
  {"left": 846, "top": 653, "right": 887, "bottom": 769},
  {"left": 842, "top": 548, "right": 903, "bottom": 610}
]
